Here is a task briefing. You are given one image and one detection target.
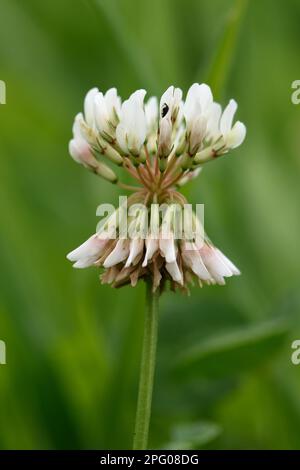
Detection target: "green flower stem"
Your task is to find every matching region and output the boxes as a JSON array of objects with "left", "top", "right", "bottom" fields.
[{"left": 133, "top": 280, "right": 160, "bottom": 450}]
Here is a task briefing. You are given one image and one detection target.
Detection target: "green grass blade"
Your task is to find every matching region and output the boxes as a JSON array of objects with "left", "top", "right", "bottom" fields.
[
  {"left": 173, "top": 318, "right": 289, "bottom": 379},
  {"left": 90, "top": 0, "right": 159, "bottom": 91},
  {"left": 205, "top": 0, "right": 248, "bottom": 99}
]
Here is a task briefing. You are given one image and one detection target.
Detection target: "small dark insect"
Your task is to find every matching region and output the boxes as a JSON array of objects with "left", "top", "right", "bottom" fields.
[{"left": 161, "top": 103, "right": 169, "bottom": 118}]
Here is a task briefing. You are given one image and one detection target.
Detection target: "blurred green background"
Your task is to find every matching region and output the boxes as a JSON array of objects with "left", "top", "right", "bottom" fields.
[{"left": 0, "top": 0, "right": 300, "bottom": 450}]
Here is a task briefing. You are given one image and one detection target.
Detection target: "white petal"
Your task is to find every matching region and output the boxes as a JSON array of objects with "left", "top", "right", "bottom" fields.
[
  {"left": 160, "top": 85, "right": 174, "bottom": 110},
  {"left": 75, "top": 111, "right": 97, "bottom": 145},
  {"left": 215, "top": 248, "right": 241, "bottom": 275},
  {"left": 125, "top": 239, "right": 144, "bottom": 267},
  {"left": 177, "top": 167, "right": 202, "bottom": 187},
  {"left": 158, "top": 117, "right": 172, "bottom": 156},
  {"left": 145, "top": 96, "right": 158, "bottom": 131},
  {"left": 190, "top": 115, "right": 207, "bottom": 153},
  {"left": 184, "top": 83, "right": 212, "bottom": 124},
  {"left": 84, "top": 87, "right": 98, "bottom": 127},
  {"left": 173, "top": 87, "right": 183, "bottom": 104},
  {"left": 159, "top": 233, "right": 176, "bottom": 263},
  {"left": 226, "top": 121, "right": 246, "bottom": 148},
  {"left": 121, "top": 90, "right": 146, "bottom": 127},
  {"left": 104, "top": 239, "right": 130, "bottom": 268},
  {"left": 198, "top": 83, "right": 213, "bottom": 111},
  {"left": 142, "top": 238, "right": 159, "bottom": 267},
  {"left": 116, "top": 123, "right": 128, "bottom": 153},
  {"left": 181, "top": 242, "right": 211, "bottom": 280},
  {"left": 73, "top": 258, "right": 97, "bottom": 269},
  {"left": 220, "top": 99, "right": 237, "bottom": 135},
  {"left": 94, "top": 88, "right": 120, "bottom": 134},
  {"left": 131, "top": 89, "right": 147, "bottom": 104},
  {"left": 160, "top": 86, "right": 182, "bottom": 118},
  {"left": 206, "top": 102, "right": 222, "bottom": 139},
  {"left": 200, "top": 245, "right": 232, "bottom": 284},
  {"left": 67, "top": 235, "right": 106, "bottom": 262},
  {"left": 68, "top": 139, "right": 82, "bottom": 164},
  {"left": 184, "top": 83, "right": 200, "bottom": 123},
  {"left": 117, "top": 89, "right": 147, "bottom": 154},
  {"left": 166, "top": 260, "right": 183, "bottom": 284},
  {"left": 74, "top": 113, "right": 90, "bottom": 142},
  {"left": 72, "top": 113, "right": 84, "bottom": 139},
  {"left": 105, "top": 87, "right": 120, "bottom": 115},
  {"left": 94, "top": 92, "right": 108, "bottom": 132}
]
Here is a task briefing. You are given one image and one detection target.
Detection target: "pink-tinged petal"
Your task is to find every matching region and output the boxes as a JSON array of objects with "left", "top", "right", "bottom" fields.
[
  {"left": 69, "top": 138, "right": 96, "bottom": 168},
  {"left": 181, "top": 242, "right": 211, "bottom": 281},
  {"left": 200, "top": 244, "right": 232, "bottom": 285},
  {"left": 68, "top": 139, "right": 83, "bottom": 164},
  {"left": 103, "top": 239, "right": 130, "bottom": 268}
]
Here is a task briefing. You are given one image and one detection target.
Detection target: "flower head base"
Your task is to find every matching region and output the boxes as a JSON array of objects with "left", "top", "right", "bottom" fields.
[
  {"left": 67, "top": 207, "right": 240, "bottom": 293},
  {"left": 67, "top": 84, "right": 245, "bottom": 292}
]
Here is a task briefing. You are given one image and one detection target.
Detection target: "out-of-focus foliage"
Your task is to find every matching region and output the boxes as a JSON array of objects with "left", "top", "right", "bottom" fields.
[{"left": 0, "top": 0, "right": 300, "bottom": 450}]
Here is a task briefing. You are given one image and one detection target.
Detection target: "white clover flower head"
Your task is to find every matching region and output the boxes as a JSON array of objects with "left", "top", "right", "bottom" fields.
[{"left": 67, "top": 84, "right": 246, "bottom": 292}]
